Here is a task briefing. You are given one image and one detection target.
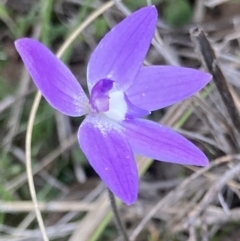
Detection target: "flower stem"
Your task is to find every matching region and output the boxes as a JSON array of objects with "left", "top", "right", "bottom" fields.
[{"left": 108, "top": 189, "right": 130, "bottom": 241}]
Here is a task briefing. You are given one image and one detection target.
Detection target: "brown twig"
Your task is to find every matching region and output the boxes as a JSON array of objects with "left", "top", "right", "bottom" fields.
[{"left": 190, "top": 27, "right": 240, "bottom": 136}]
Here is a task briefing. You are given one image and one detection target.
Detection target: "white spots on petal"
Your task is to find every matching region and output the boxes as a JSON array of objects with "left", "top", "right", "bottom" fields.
[
  {"left": 107, "top": 70, "right": 115, "bottom": 79},
  {"left": 73, "top": 93, "right": 90, "bottom": 113},
  {"left": 85, "top": 113, "right": 122, "bottom": 137},
  {"left": 142, "top": 93, "right": 145, "bottom": 97},
  {"left": 93, "top": 117, "right": 114, "bottom": 136}
]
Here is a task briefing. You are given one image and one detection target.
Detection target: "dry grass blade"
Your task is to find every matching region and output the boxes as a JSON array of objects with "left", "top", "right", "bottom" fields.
[
  {"left": 190, "top": 27, "right": 240, "bottom": 136},
  {"left": 204, "top": 0, "right": 230, "bottom": 8},
  {"left": 130, "top": 155, "right": 235, "bottom": 240},
  {"left": 0, "top": 201, "right": 95, "bottom": 212},
  {"left": 25, "top": 91, "right": 48, "bottom": 241},
  {"left": 6, "top": 133, "right": 77, "bottom": 192},
  {"left": 0, "top": 96, "right": 15, "bottom": 113},
  {"left": 173, "top": 206, "right": 240, "bottom": 232},
  {"left": 25, "top": 1, "right": 121, "bottom": 241},
  {"left": 69, "top": 193, "right": 110, "bottom": 241},
  {"left": 187, "top": 162, "right": 240, "bottom": 227}
]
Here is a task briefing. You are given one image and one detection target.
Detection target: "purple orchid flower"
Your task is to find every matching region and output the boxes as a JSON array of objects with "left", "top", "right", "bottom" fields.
[{"left": 15, "top": 6, "right": 211, "bottom": 205}]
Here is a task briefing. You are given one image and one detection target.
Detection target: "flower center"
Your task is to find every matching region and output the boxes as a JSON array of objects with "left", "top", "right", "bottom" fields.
[{"left": 90, "top": 79, "right": 149, "bottom": 121}]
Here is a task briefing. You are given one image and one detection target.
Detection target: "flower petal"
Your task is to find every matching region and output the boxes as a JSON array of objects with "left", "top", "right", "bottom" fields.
[
  {"left": 87, "top": 6, "right": 157, "bottom": 92},
  {"left": 124, "top": 94, "right": 150, "bottom": 119},
  {"left": 121, "top": 118, "right": 208, "bottom": 166},
  {"left": 78, "top": 114, "right": 138, "bottom": 204},
  {"left": 15, "top": 38, "right": 89, "bottom": 116},
  {"left": 126, "top": 66, "right": 212, "bottom": 111}
]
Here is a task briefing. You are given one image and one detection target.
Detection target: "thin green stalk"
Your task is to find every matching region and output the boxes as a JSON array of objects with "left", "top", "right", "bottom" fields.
[
  {"left": 41, "top": 0, "right": 53, "bottom": 46},
  {"left": 108, "top": 189, "right": 129, "bottom": 241}
]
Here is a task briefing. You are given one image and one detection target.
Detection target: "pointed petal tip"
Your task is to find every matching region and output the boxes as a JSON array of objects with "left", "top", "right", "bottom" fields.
[
  {"left": 200, "top": 71, "right": 212, "bottom": 84},
  {"left": 15, "top": 39, "right": 24, "bottom": 52},
  {"left": 198, "top": 152, "right": 209, "bottom": 167},
  {"left": 206, "top": 72, "right": 212, "bottom": 83},
  {"left": 143, "top": 5, "right": 157, "bottom": 11},
  {"left": 121, "top": 188, "right": 138, "bottom": 206},
  {"left": 142, "top": 5, "right": 158, "bottom": 20},
  {"left": 14, "top": 38, "right": 20, "bottom": 47},
  {"left": 184, "top": 143, "right": 209, "bottom": 167},
  {"left": 111, "top": 188, "right": 137, "bottom": 205},
  {"left": 14, "top": 37, "right": 24, "bottom": 45},
  {"left": 125, "top": 196, "right": 137, "bottom": 206},
  {"left": 15, "top": 38, "right": 32, "bottom": 50}
]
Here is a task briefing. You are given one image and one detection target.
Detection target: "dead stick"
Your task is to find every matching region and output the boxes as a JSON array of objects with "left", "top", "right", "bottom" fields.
[
  {"left": 190, "top": 27, "right": 240, "bottom": 134},
  {"left": 187, "top": 162, "right": 240, "bottom": 226}
]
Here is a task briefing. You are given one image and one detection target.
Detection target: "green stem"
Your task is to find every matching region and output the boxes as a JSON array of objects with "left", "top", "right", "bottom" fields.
[{"left": 108, "top": 189, "right": 129, "bottom": 241}]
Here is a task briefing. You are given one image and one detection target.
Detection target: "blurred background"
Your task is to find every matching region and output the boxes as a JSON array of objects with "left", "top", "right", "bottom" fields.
[{"left": 1, "top": 0, "right": 240, "bottom": 240}]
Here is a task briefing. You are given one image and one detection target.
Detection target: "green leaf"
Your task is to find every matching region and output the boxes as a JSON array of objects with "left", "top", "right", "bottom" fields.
[
  {"left": 163, "top": 0, "right": 192, "bottom": 27},
  {"left": 94, "top": 17, "right": 108, "bottom": 39}
]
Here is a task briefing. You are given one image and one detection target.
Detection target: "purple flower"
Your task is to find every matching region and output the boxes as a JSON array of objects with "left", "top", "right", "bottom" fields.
[{"left": 15, "top": 6, "right": 211, "bottom": 205}]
